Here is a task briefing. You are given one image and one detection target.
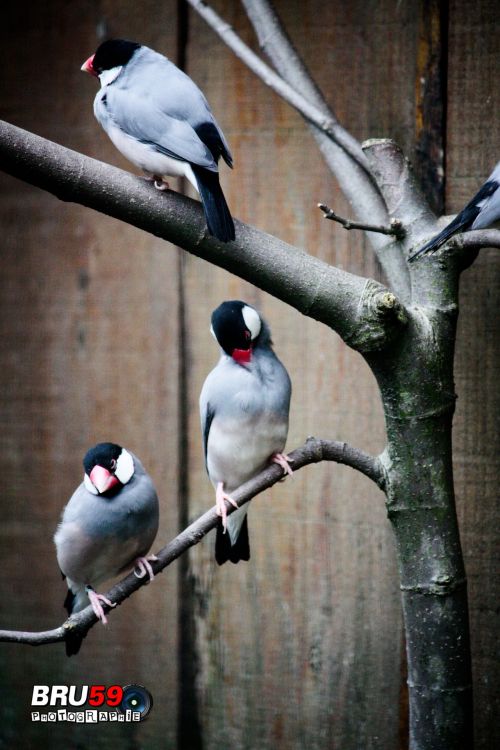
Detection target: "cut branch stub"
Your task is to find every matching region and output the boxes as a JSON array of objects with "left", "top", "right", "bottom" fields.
[{"left": 343, "top": 280, "right": 408, "bottom": 352}]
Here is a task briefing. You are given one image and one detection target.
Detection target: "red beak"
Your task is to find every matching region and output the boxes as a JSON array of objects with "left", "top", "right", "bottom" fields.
[
  {"left": 81, "top": 54, "right": 97, "bottom": 77},
  {"left": 232, "top": 348, "right": 252, "bottom": 364},
  {"left": 89, "top": 465, "right": 120, "bottom": 494}
]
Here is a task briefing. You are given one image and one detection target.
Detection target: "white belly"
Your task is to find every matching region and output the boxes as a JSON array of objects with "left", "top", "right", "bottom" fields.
[
  {"left": 106, "top": 124, "right": 198, "bottom": 190},
  {"left": 207, "top": 414, "right": 288, "bottom": 492}
]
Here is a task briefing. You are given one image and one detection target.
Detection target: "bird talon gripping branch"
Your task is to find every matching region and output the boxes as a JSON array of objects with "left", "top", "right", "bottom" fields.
[{"left": 272, "top": 453, "right": 294, "bottom": 477}]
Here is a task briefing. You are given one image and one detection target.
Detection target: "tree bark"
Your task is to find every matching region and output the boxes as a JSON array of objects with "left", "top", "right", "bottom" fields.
[{"left": 363, "top": 141, "right": 472, "bottom": 749}]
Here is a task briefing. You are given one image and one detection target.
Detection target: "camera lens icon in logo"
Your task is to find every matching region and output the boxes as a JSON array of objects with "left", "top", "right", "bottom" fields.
[{"left": 119, "top": 684, "right": 153, "bottom": 720}]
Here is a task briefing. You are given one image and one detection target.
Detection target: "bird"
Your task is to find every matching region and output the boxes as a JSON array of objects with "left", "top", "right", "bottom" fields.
[
  {"left": 199, "top": 301, "right": 292, "bottom": 565},
  {"left": 81, "top": 38, "right": 235, "bottom": 243},
  {"left": 409, "top": 162, "right": 500, "bottom": 261},
  {"left": 54, "top": 442, "right": 159, "bottom": 655}
]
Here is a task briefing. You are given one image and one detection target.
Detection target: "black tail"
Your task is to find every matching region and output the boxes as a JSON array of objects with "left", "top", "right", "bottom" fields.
[
  {"left": 215, "top": 516, "right": 250, "bottom": 565},
  {"left": 192, "top": 166, "right": 235, "bottom": 243},
  {"left": 63, "top": 590, "right": 83, "bottom": 656},
  {"left": 408, "top": 214, "right": 470, "bottom": 263},
  {"left": 65, "top": 631, "right": 83, "bottom": 657}
]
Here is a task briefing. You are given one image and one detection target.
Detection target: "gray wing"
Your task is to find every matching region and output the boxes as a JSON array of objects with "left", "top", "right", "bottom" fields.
[
  {"left": 96, "top": 46, "right": 233, "bottom": 169},
  {"left": 200, "top": 376, "right": 217, "bottom": 469},
  {"left": 96, "top": 87, "right": 218, "bottom": 170}
]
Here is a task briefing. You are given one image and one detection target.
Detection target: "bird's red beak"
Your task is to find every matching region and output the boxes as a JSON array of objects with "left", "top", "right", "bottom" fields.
[
  {"left": 81, "top": 54, "right": 97, "bottom": 77},
  {"left": 89, "top": 465, "right": 120, "bottom": 494},
  {"left": 232, "top": 348, "right": 252, "bottom": 364}
]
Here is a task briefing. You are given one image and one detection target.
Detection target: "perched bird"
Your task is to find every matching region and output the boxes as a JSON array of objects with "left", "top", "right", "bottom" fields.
[
  {"left": 409, "top": 162, "right": 500, "bottom": 261},
  {"left": 81, "top": 38, "right": 235, "bottom": 242},
  {"left": 54, "top": 442, "right": 159, "bottom": 655},
  {"left": 200, "top": 301, "right": 292, "bottom": 565}
]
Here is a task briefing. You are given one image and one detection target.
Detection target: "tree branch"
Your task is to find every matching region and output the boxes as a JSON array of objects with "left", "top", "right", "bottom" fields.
[
  {"left": 361, "top": 139, "right": 464, "bottom": 308},
  {"left": 318, "top": 203, "right": 405, "bottom": 239},
  {"left": 0, "top": 120, "right": 407, "bottom": 352},
  {"left": 188, "top": 0, "right": 411, "bottom": 300},
  {"left": 447, "top": 227, "right": 500, "bottom": 251},
  {"left": 185, "top": 0, "right": 372, "bottom": 178},
  {"left": 0, "top": 437, "right": 385, "bottom": 648}
]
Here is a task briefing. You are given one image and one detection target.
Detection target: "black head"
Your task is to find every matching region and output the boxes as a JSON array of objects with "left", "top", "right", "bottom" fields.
[
  {"left": 211, "top": 301, "right": 266, "bottom": 362},
  {"left": 83, "top": 442, "right": 122, "bottom": 474},
  {"left": 91, "top": 39, "right": 141, "bottom": 74},
  {"left": 83, "top": 442, "right": 135, "bottom": 496}
]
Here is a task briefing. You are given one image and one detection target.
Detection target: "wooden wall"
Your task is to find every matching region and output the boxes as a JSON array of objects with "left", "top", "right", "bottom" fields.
[{"left": 0, "top": 1, "right": 497, "bottom": 748}]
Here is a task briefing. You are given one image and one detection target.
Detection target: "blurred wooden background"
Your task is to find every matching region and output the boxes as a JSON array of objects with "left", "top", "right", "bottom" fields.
[{"left": 0, "top": 1, "right": 498, "bottom": 748}]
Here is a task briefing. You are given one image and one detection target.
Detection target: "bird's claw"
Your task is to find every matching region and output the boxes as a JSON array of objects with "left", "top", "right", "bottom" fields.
[
  {"left": 215, "top": 481, "right": 238, "bottom": 533},
  {"left": 85, "top": 586, "right": 116, "bottom": 625},
  {"left": 134, "top": 555, "right": 158, "bottom": 582},
  {"left": 154, "top": 178, "right": 169, "bottom": 191},
  {"left": 272, "top": 453, "right": 294, "bottom": 477}
]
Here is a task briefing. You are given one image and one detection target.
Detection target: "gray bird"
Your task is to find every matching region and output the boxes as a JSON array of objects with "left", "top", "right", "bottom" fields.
[
  {"left": 409, "top": 161, "right": 500, "bottom": 261},
  {"left": 200, "top": 301, "right": 292, "bottom": 565},
  {"left": 81, "top": 39, "right": 235, "bottom": 242},
  {"left": 54, "top": 442, "right": 159, "bottom": 655}
]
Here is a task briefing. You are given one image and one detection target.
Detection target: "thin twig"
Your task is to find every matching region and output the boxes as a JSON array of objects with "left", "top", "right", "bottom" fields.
[
  {"left": 0, "top": 437, "right": 384, "bottom": 648},
  {"left": 318, "top": 203, "right": 405, "bottom": 239}
]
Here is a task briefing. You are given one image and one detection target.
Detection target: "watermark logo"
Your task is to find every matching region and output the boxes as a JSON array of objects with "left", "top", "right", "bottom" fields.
[{"left": 31, "top": 684, "right": 153, "bottom": 723}]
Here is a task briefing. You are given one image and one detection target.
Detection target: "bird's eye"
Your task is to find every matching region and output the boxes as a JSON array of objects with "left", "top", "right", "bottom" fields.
[
  {"left": 110, "top": 459, "right": 117, "bottom": 471},
  {"left": 245, "top": 330, "right": 251, "bottom": 340}
]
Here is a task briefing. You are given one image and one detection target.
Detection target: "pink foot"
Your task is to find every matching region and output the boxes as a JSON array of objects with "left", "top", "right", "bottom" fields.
[
  {"left": 86, "top": 586, "right": 116, "bottom": 625},
  {"left": 272, "top": 453, "right": 294, "bottom": 477},
  {"left": 215, "top": 481, "right": 238, "bottom": 533},
  {"left": 134, "top": 554, "right": 159, "bottom": 582}
]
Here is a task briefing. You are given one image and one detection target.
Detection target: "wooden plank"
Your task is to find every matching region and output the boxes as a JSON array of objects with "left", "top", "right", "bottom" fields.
[
  {"left": 1, "top": 1, "right": 497, "bottom": 748},
  {"left": 447, "top": 2, "right": 500, "bottom": 748},
  {"left": 0, "top": 2, "right": 180, "bottom": 748}
]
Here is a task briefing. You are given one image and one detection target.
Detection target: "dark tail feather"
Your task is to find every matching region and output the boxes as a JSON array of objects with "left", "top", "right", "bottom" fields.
[
  {"left": 65, "top": 632, "right": 83, "bottom": 657},
  {"left": 192, "top": 166, "right": 235, "bottom": 243},
  {"left": 63, "top": 590, "right": 83, "bottom": 656},
  {"left": 408, "top": 217, "right": 469, "bottom": 262},
  {"left": 215, "top": 516, "right": 250, "bottom": 565},
  {"left": 64, "top": 589, "right": 76, "bottom": 616}
]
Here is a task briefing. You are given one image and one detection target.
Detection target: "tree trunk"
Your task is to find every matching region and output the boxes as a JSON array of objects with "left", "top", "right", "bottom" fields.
[{"left": 367, "top": 300, "right": 473, "bottom": 749}]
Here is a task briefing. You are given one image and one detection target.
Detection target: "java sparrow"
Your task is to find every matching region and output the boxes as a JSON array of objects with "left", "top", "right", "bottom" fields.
[
  {"left": 81, "top": 39, "right": 235, "bottom": 243},
  {"left": 409, "top": 161, "right": 500, "bottom": 261},
  {"left": 200, "top": 301, "right": 292, "bottom": 565},
  {"left": 54, "top": 442, "right": 159, "bottom": 655}
]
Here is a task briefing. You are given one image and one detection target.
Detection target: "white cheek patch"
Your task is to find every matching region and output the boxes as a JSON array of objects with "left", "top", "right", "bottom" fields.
[
  {"left": 210, "top": 324, "right": 217, "bottom": 341},
  {"left": 98, "top": 65, "right": 123, "bottom": 88},
  {"left": 242, "top": 305, "right": 262, "bottom": 341},
  {"left": 84, "top": 473, "right": 99, "bottom": 495},
  {"left": 115, "top": 448, "right": 135, "bottom": 485}
]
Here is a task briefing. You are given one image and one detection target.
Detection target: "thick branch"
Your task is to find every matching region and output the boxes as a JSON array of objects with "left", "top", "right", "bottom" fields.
[
  {"left": 448, "top": 228, "right": 500, "bottom": 250},
  {"left": 0, "top": 120, "right": 407, "bottom": 352},
  {"left": 0, "top": 437, "right": 385, "bottom": 647},
  {"left": 362, "top": 138, "right": 463, "bottom": 309}
]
